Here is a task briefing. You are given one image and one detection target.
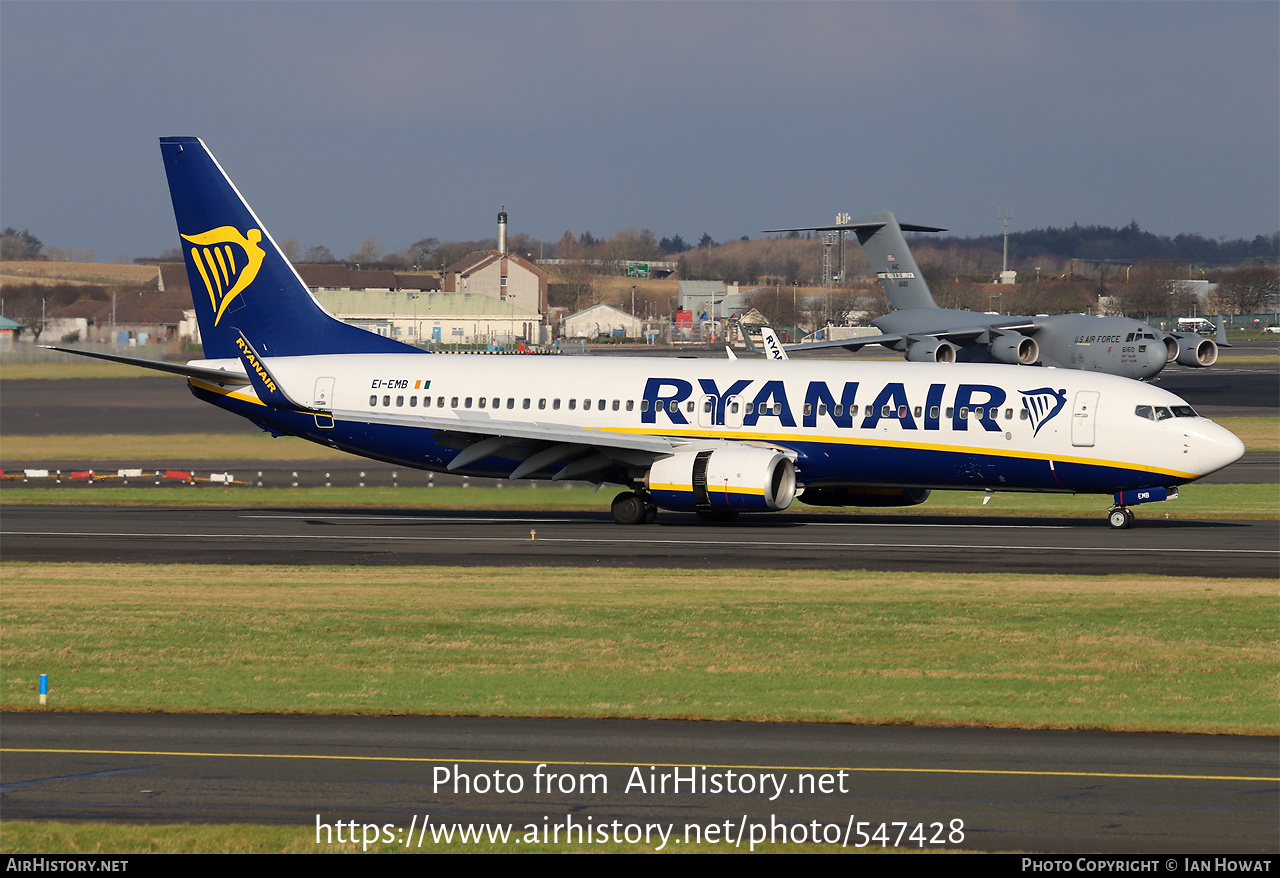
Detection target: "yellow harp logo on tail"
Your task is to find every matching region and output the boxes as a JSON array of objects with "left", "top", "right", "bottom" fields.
[{"left": 181, "top": 226, "right": 266, "bottom": 325}]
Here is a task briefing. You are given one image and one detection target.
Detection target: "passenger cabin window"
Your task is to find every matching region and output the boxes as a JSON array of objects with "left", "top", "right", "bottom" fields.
[
  {"left": 507, "top": 398, "right": 515, "bottom": 409},
  {"left": 626, "top": 400, "right": 634, "bottom": 412},
  {"left": 568, "top": 399, "right": 576, "bottom": 410},
  {"left": 929, "top": 406, "right": 939, "bottom": 419},
  {"left": 396, "top": 395, "right": 404, "bottom": 407},
  {"left": 478, "top": 397, "right": 487, "bottom": 408},
  {"left": 383, "top": 395, "right": 391, "bottom": 406},
  {"left": 640, "top": 400, "right": 649, "bottom": 412},
  {"left": 523, "top": 399, "right": 531, "bottom": 410},
  {"left": 438, "top": 397, "right": 445, "bottom": 408},
  {"left": 583, "top": 399, "right": 591, "bottom": 411},
  {"left": 817, "top": 403, "right": 826, "bottom": 416},
  {"left": 599, "top": 399, "right": 606, "bottom": 411},
  {"left": 465, "top": 397, "right": 472, "bottom": 408},
  {"left": 1004, "top": 408, "right": 1013, "bottom": 420},
  {"left": 369, "top": 395, "right": 377, "bottom": 406},
  {"left": 835, "top": 404, "right": 844, "bottom": 417},
  {"left": 553, "top": 399, "right": 561, "bottom": 410}
]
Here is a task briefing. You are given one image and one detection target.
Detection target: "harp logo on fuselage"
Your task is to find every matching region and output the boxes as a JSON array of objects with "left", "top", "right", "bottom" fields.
[
  {"left": 1020, "top": 387, "right": 1068, "bottom": 436},
  {"left": 181, "top": 226, "right": 266, "bottom": 325}
]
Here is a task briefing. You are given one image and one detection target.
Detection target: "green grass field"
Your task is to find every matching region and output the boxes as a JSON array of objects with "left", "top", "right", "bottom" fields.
[{"left": 3, "top": 563, "right": 1275, "bottom": 734}]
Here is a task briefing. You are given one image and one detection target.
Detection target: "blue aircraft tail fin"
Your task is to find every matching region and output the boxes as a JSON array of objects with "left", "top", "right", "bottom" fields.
[{"left": 160, "top": 136, "right": 421, "bottom": 359}]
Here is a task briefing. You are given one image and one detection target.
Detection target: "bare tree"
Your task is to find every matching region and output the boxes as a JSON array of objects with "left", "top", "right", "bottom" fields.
[{"left": 1214, "top": 267, "right": 1280, "bottom": 314}]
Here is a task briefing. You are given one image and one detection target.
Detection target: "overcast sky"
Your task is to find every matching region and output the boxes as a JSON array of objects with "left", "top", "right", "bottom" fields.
[{"left": 2, "top": 1, "right": 1277, "bottom": 263}]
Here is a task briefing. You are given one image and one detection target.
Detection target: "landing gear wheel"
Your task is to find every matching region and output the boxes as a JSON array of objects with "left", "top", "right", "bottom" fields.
[
  {"left": 1108, "top": 507, "right": 1133, "bottom": 529},
  {"left": 643, "top": 500, "right": 658, "bottom": 523},
  {"left": 611, "top": 492, "right": 649, "bottom": 525}
]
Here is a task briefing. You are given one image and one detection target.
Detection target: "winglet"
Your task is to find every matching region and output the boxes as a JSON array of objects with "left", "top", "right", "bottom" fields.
[
  {"left": 759, "top": 326, "right": 789, "bottom": 360},
  {"left": 1215, "top": 316, "right": 1232, "bottom": 348},
  {"left": 232, "top": 330, "right": 308, "bottom": 410}
]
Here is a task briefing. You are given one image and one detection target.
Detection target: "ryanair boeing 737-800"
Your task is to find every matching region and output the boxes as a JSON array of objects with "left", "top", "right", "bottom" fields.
[{"left": 47, "top": 138, "right": 1245, "bottom": 529}]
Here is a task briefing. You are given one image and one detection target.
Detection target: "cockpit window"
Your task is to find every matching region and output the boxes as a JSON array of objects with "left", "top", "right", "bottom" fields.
[
  {"left": 1135, "top": 405, "right": 1154, "bottom": 421},
  {"left": 1155, "top": 406, "right": 1173, "bottom": 421},
  {"left": 1172, "top": 405, "right": 1198, "bottom": 418}
]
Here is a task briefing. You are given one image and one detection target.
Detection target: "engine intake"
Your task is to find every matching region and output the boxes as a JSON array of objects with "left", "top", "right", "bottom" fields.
[
  {"left": 1175, "top": 335, "right": 1217, "bottom": 367},
  {"left": 989, "top": 333, "right": 1039, "bottom": 365},
  {"left": 906, "top": 338, "right": 957, "bottom": 363},
  {"left": 647, "top": 446, "right": 796, "bottom": 513}
]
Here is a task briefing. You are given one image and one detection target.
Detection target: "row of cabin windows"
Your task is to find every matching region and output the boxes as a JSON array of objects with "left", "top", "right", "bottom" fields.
[
  {"left": 367, "top": 394, "right": 1027, "bottom": 423},
  {"left": 369, "top": 394, "right": 639, "bottom": 412}
]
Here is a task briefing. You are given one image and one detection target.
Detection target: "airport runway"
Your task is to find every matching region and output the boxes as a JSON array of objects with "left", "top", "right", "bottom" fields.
[
  {"left": 2, "top": 713, "right": 1275, "bottom": 853},
  {"left": 3, "top": 505, "right": 1277, "bottom": 577}
]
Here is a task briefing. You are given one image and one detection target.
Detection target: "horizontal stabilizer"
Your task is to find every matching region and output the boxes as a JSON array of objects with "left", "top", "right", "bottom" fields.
[{"left": 39, "top": 345, "right": 250, "bottom": 384}]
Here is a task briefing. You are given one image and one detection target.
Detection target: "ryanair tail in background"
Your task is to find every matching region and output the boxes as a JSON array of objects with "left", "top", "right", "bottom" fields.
[{"left": 161, "top": 136, "right": 421, "bottom": 360}]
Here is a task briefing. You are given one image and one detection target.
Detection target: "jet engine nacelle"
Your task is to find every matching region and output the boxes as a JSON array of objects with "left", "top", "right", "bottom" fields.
[
  {"left": 1174, "top": 335, "right": 1217, "bottom": 367},
  {"left": 906, "top": 338, "right": 958, "bottom": 363},
  {"left": 646, "top": 446, "right": 797, "bottom": 513},
  {"left": 989, "top": 333, "right": 1039, "bottom": 365},
  {"left": 798, "top": 486, "right": 932, "bottom": 507}
]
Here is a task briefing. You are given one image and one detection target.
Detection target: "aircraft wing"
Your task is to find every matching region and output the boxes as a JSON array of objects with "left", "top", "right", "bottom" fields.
[
  {"left": 783, "top": 318, "right": 1038, "bottom": 354},
  {"left": 329, "top": 405, "right": 676, "bottom": 455},
  {"left": 322, "top": 405, "right": 681, "bottom": 481}
]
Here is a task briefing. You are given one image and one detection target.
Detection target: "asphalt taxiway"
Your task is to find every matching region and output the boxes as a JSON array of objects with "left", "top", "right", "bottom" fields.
[
  {"left": 3, "top": 505, "right": 1277, "bottom": 576},
  {"left": 3, "top": 713, "right": 1275, "bottom": 853}
]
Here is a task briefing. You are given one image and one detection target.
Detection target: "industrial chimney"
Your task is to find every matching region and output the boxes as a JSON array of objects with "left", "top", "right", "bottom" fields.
[{"left": 498, "top": 205, "right": 507, "bottom": 255}]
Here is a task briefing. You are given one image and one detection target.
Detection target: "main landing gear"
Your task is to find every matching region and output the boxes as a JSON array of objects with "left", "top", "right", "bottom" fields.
[
  {"left": 1107, "top": 506, "right": 1136, "bottom": 529},
  {"left": 611, "top": 491, "right": 658, "bottom": 525}
]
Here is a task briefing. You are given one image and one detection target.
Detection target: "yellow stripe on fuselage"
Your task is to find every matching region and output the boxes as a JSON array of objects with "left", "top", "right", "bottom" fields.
[
  {"left": 189, "top": 378, "right": 266, "bottom": 406},
  {"left": 590, "top": 424, "right": 1200, "bottom": 482}
]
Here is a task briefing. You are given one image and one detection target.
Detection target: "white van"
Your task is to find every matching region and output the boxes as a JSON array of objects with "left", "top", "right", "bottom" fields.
[{"left": 1177, "top": 318, "right": 1216, "bottom": 334}]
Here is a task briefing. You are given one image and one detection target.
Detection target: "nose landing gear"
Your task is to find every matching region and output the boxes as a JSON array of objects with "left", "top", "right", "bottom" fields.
[{"left": 1107, "top": 506, "right": 1136, "bottom": 529}]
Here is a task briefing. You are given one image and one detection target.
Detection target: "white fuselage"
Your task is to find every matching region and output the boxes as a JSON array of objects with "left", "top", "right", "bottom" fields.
[{"left": 187, "top": 353, "right": 1244, "bottom": 496}]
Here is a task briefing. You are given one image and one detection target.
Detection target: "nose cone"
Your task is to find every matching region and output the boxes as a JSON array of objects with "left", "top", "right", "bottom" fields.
[
  {"left": 1138, "top": 342, "right": 1168, "bottom": 379},
  {"left": 1195, "top": 421, "right": 1246, "bottom": 476}
]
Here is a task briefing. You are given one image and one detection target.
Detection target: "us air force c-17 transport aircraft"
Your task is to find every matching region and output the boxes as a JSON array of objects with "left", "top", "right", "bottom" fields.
[
  {"left": 48, "top": 138, "right": 1244, "bottom": 529},
  {"left": 763, "top": 212, "right": 1223, "bottom": 380}
]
